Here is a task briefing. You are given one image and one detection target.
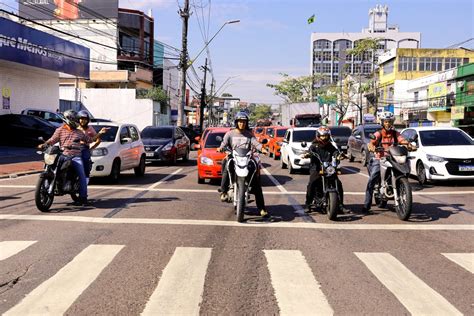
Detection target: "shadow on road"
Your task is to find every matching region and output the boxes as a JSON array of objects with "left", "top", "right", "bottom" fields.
[{"left": 90, "top": 174, "right": 187, "bottom": 186}]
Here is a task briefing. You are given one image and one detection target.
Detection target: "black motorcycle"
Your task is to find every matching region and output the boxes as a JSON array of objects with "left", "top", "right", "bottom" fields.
[
  {"left": 370, "top": 134, "right": 418, "bottom": 221},
  {"left": 301, "top": 142, "right": 344, "bottom": 221},
  {"left": 35, "top": 143, "right": 81, "bottom": 212}
]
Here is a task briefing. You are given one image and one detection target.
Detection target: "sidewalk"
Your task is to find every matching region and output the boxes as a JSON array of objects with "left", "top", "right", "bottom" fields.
[{"left": 0, "top": 146, "right": 43, "bottom": 178}]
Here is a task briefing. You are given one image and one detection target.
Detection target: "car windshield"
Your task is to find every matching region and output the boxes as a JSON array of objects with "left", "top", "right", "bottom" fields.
[
  {"left": 141, "top": 128, "right": 173, "bottom": 139},
  {"left": 254, "top": 127, "right": 264, "bottom": 134},
  {"left": 420, "top": 130, "right": 474, "bottom": 146},
  {"left": 293, "top": 130, "right": 316, "bottom": 142},
  {"left": 205, "top": 132, "right": 226, "bottom": 148},
  {"left": 266, "top": 128, "right": 274, "bottom": 137},
  {"left": 364, "top": 127, "right": 381, "bottom": 138},
  {"left": 331, "top": 127, "right": 351, "bottom": 137},
  {"left": 276, "top": 129, "right": 287, "bottom": 137},
  {"left": 91, "top": 125, "right": 118, "bottom": 142}
]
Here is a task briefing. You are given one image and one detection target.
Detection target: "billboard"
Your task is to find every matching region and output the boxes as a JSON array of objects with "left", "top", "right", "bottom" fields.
[
  {"left": 19, "top": 0, "right": 118, "bottom": 20},
  {"left": 0, "top": 17, "right": 90, "bottom": 78},
  {"left": 428, "top": 82, "right": 447, "bottom": 111}
]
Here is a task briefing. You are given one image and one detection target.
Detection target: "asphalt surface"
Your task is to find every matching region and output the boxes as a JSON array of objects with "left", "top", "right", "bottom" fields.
[{"left": 0, "top": 152, "right": 473, "bottom": 315}]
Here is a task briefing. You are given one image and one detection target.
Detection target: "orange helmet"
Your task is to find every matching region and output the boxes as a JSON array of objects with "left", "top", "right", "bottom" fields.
[{"left": 316, "top": 126, "right": 331, "bottom": 145}]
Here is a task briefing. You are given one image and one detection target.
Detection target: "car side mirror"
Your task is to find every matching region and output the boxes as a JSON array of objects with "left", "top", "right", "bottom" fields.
[
  {"left": 261, "top": 138, "right": 268, "bottom": 145},
  {"left": 301, "top": 141, "right": 307, "bottom": 148},
  {"left": 355, "top": 134, "right": 361, "bottom": 139},
  {"left": 38, "top": 136, "right": 44, "bottom": 142},
  {"left": 121, "top": 137, "right": 132, "bottom": 144}
]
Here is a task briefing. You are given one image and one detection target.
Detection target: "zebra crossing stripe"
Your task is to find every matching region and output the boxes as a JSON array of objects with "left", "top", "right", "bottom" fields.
[
  {"left": 442, "top": 253, "right": 474, "bottom": 274},
  {"left": 4, "top": 245, "right": 124, "bottom": 316},
  {"left": 141, "top": 247, "right": 212, "bottom": 315},
  {"left": 264, "top": 250, "right": 333, "bottom": 315},
  {"left": 0, "top": 241, "right": 37, "bottom": 261},
  {"left": 355, "top": 252, "right": 462, "bottom": 316}
]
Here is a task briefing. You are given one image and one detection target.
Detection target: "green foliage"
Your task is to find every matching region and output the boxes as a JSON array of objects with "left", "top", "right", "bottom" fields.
[
  {"left": 221, "top": 93, "right": 233, "bottom": 97},
  {"left": 248, "top": 104, "right": 272, "bottom": 124},
  {"left": 266, "top": 73, "right": 315, "bottom": 103},
  {"left": 136, "top": 86, "right": 169, "bottom": 105}
]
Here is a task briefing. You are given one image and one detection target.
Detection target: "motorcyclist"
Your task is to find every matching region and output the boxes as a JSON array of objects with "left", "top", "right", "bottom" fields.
[
  {"left": 78, "top": 111, "right": 103, "bottom": 184},
  {"left": 302, "top": 126, "right": 346, "bottom": 211},
  {"left": 38, "top": 110, "right": 107, "bottom": 206},
  {"left": 217, "top": 111, "right": 269, "bottom": 218},
  {"left": 362, "top": 111, "right": 414, "bottom": 213}
]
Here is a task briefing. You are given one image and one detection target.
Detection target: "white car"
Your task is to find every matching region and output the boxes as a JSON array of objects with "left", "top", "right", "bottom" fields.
[
  {"left": 400, "top": 126, "right": 474, "bottom": 184},
  {"left": 89, "top": 122, "right": 146, "bottom": 182},
  {"left": 280, "top": 127, "right": 318, "bottom": 174}
]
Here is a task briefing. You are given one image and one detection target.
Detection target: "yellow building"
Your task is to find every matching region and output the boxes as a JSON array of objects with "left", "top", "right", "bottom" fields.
[{"left": 377, "top": 48, "right": 474, "bottom": 124}]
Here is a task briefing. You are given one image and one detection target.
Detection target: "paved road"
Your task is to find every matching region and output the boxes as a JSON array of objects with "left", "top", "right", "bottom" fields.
[{"left": 0, "top": 152, "right": 473, "bottom": 315}]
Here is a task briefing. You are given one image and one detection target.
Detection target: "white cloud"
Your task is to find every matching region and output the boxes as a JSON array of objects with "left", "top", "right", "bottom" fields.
[{"left": 119, "top": 0, "right": 174, "bottom": 10}]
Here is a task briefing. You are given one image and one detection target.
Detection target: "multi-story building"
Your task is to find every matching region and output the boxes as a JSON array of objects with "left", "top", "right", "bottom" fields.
[
  {"left": 310, "top": 4, "right": 421, "bottom": 93},
  {"left": 453, "top": 63, "right": 474, "bottom": 136}
]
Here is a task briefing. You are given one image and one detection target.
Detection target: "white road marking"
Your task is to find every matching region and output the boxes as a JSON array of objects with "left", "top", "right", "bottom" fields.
[
  {"left": 1, "top": 184, "right": 472, "bottom": 196},
  {"left": 4, "top": 244, "right": 124, "bottom": 316},
  {"left": 264, "top": 250, "right": 333, "bottom": 315},
  {"left": 341, "top": 166, "right": 369, "bottom": 178},
  {"left": 146, "top": 168, "right": 183, "bottom": 190},
  {"left": 1, "top": 214, "right": 473, "bottom": 231},
  {"left": 0, "top": 241, "right": 37, "bottom": 261},
  {"left": 141, "top": 247, "right": 211, "bottom": 315},
  {"left": 355, "top": 252, "right": 462, "bottom": 315},
  {"left": 0, "top": 173, "right": 38, "bottom": 181},
  {"left": 442, "top": 253, "right": 474, "bottom": 273},
  {"left": 261, "top": 168, "right": 287, "bottom": 192}
]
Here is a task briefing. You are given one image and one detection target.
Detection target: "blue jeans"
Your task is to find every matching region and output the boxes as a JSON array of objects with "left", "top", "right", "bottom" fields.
[
  {"left": 71, "top": 156, "right": 87, "bottom": 199},
  {"left": 363, "top": 158, "right": 380, "bottom": 209},
  {"left": 81, "top": 149, "right": 92, "bottom": 177}
]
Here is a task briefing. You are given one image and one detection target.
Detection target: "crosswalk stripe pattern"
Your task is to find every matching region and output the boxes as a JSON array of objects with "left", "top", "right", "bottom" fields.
[
  {"left": 4, "top": 245, "right": 124, "bottom": 316},
  {"left": 264, "top": 250, "right": 334, "bottom": 315},
  {"left": 355, "top": 252, "right": 462, "bottom": 315},
  {"left": 442, "top": 253, "right": 474, "bottom": 274},
  {"left": 0, "top": 241, "right": 37, "bottom": 261},
  {"left": 141, "top": 247, "right": 212, "bottom": 315}
]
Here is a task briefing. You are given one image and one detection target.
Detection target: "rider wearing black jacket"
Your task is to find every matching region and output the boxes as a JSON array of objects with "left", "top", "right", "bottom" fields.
[{"left": 304, "top": 126, "right": 345, "bottom": 210}]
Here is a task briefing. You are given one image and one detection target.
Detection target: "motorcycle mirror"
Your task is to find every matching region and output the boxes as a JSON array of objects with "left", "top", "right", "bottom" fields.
[
  {"left": 216, "top": 136, "right": 223, "bottom": 142},
  {"left": 369, "top": 133, "right": 376, "bottom": 140},
  {"left": 38, "top": 136, "right": 44, "bottom": 141},
  {"left": 261, "top": 138, "right": 268, "bottom": 145},
  {"left": 301, "top": 141, "right": 307, "bottom": 148}
]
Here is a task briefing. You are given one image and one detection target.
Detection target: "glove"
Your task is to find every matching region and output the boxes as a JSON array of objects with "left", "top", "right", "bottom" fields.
[{"left": 367, "top": 143, "right": 375, "bottom": 152}]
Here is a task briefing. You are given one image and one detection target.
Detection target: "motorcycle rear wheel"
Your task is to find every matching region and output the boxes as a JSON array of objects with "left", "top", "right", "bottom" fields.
[
  {"left": 236, "top": 177, "right": 246, "bottom": 223},
  {"left": 35, "top": 176, "right": 54, "bottom": 212},
  {"left": 395, "top": 177, "right": 412, "bottom": 221},
  {"left": 327, "top": 191, "right": 338, "bottom": 221}
]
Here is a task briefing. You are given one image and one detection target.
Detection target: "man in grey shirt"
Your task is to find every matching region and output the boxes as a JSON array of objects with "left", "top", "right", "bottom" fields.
[{"left": 217, "top": 111, "right": 269, "bottom": 218}]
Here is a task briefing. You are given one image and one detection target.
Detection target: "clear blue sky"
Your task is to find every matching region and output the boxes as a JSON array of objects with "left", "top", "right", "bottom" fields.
[{"left": 2, "top": 0, "right": 473, "bottom": 104}]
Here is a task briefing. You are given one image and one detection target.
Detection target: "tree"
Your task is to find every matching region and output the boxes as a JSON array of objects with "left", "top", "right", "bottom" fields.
[
  {"left": 221, "top": 93, "right": 233, "bottom": 97},
  {"left": 266, "top": 73, "right": 314, "bottom": 103},
  {"left": 136, "top": 86, "right": 169, "bottom": 106},
  {"left": 249, "top": 104, "right": 272, "bottom": 124}
]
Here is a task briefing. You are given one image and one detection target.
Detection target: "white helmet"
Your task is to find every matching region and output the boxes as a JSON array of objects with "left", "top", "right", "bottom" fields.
[{"left": 379, "top": 111, "right": 394, "bottom": 123}]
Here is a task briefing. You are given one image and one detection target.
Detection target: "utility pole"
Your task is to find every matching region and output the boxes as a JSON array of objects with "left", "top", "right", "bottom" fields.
[
  {"left": 209, "top": 79, "right": 215, "bottom": 125},
  {"left": 178, "top": 0, "right": 190, "bottom": 126},
  {"left": 199, "top": 58, "right": 208, "bottom": 128}
]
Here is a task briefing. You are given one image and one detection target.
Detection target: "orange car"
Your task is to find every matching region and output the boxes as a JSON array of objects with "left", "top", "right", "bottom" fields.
[
  {"left": 196, "top": 127, "right": 230, "bottom": 184},
  {"left": 258, "top": 126, "right": 276, "bottom": 150},
  {"left": 253, "top": 126, "right": 265, "bottom": 138},
  {"left": 267, "top": 126, "right": 289, "bottom": 160}
]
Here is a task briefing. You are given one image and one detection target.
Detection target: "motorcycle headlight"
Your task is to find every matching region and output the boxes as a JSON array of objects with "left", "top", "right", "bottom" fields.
[
  {"left": 426, "top": 154, "right": 445, "bottom": 162},
  {"left": 292, "top": 147, "right": 306, "bottom": 155},
  {"left": 200, "top": 156, "right": 213, "bottom": 166},
  {"left": 44, "top": 153, "right": 57, "bottom": 165},
  {"left": 325, "top": 166, "right": 335, "bottom": 176},
  {"left": 162, "top": 142, "right": 173, "bottom": 151},
  {"left": 91, "top": 148, "right": 108, "bottom": 157},
  {"left": 393, "top": 155, "right": 407, "bottom": 164},
  {"left": 235, "top": 156, "right": 249, "bottom": 167}
]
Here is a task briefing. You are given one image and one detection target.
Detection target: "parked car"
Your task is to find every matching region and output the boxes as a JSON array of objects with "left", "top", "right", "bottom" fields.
[
  {"left": 89, "top": 122, "right": 146, "bottom": 182},
  {"left": 196, "top": 127, "right": 231, "bottom": 183},
  {"left": 21, "top": 109, "right": 64, "bottom": 127},
  {"left": 280, "top": 127, "right": 318, "bottom": 174},
  {"left": 329, "top": 126, "right": 352, "bottom": 153},
  {"left": 400, "top": 126, "right": 474, "bottom": 184},
  {"left": 347, "top": 123, "right": 382, "bottom": 166},
  {"left": 141, "top": 126, "right": 190, "bottom": 164},
  {"left": 267, "top": 126, "right": 288, "bottom": 160},
  {"left": 0, "top": 114, "right": 56, "bottom": 146}
]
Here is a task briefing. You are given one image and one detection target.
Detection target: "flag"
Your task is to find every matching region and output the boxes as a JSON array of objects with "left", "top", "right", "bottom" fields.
[{"left": 307, "top": 14, "right": 315, "bottom": 24}]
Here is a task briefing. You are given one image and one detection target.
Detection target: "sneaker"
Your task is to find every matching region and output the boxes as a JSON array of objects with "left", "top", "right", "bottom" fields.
[
  {"left": 220, "top": 192, "right": 228, "bottom": 202},
  {"left": 260, "top": 209, "right": 270, "bottom": 218}
]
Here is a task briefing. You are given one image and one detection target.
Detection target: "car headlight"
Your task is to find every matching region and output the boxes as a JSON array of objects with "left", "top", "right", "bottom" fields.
[
  {"left": 325, "top": 166, "right": 335, "bottom": 176},
  {"left": 91, "top": 148, "right": 108, "bottom": 157},
  {"left": 393, "top": 155, "right": 407, "bottom": 164},
  {"left": 426, "top": 154, "right": 445, "bottom": 162},
  {"left": 292, "top": 147, "right": 306, "bottom": 155},
  {"left": 44, "top": 153, "right": 57, "bottom": 165},
  {"left": 162, "top": 142, "right": 173, "bottom": 151},
  {"left": 200, "top": 156, "right": 213, "bottom": 166}
]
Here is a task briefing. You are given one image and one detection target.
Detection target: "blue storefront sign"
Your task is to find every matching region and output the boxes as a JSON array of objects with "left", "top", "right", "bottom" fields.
[{"left": 0, "top": 17, "right": 90, "bottom": 78}]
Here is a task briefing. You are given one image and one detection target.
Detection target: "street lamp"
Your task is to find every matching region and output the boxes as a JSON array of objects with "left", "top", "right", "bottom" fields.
[{"left": 188, "top": 19, "right": 240, "bottom": 66}]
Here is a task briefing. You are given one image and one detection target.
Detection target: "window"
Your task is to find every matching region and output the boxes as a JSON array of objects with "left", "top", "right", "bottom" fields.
[
  {"left": 398, "top": 57, "right": 417, "bottom": 71},
  {"left": 314, "top": 64, "right": 321, "bottom": 72},
  {"left": 314, "top": 51, "right": 322, "bottom": 62},
  {"left": 420, "top": 130, "right": 473, "bottom": 146},
  {"left": 276, "top": 129, "right": 287, "bottom": 137},
  {"left": 333, "top": 63, "right": 339, "bottom": 73},
  {"left": 431, "top": 57, "right": 443, "bottom": 71},
  {"left": 129, "top": 126, "right": 140, "bottom": 141},
  {"left": 120, "top": 127, "right": 131, "bottom": 141},
  {"left": 414, "top": 91, "right": 419, "bottom": 103},
  {"left": 383, "top": 60, "right": 394, "bottom": 74},
  {"left": 322, "top": 51, "right": 332, "bottom": 61},
  {"left": 445, "top": 58, "right": 462, "bottom": 70},
  {"left": 314, "top": 39, "right": 331, "bottom": 50},
  {"left": 419, "top": 57, "right": 431, "bottom": 71},
  {"left": 285, "top": 131, "right": 291, "bottom": 142},
  {"left": 322, "top": 63, "right": 332, "bottom": 73},
  {"left": 353, "top": 64, "right": 361, "bottom": 74},
  {"left": 363, "top": 63, "right": 372, "bottom": 74},
  {"left": 141, "top": 127, "right": 173, "bottom": 139},
  {"left": 205, "top": 132, "right": 226, "bottom": 148}
]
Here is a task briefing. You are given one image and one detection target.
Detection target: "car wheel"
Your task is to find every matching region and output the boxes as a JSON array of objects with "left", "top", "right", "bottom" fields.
[
  {"left": 134, "top": 155, "right": 146, "bottom": 177},
  {"left": 348, "top": 148, "right": 355, "bottom": 162},
  {"left": 361, "top": 149, "right": 368, "bottom": 166},
  {"left": 182, "top": 148, "right": 189, "bottom": 162},
  {"left": 269, "top": 150, "right": 273, "bottom": 158},
  {"left": 169, "top": 153, "right": 177, "bottom": 166},
  {"left": 416, "top": 161, "right": 427, "bottom": 185},
  {"left": 288, "top": 160, "right": 295, "bottom": 174},
  {"left": 273, "top": 150, "right": 278, "bottom": 160},
  {"left": 281, "top": 155, "right": 287, "bottom": 169},
  {"left": 197, "top": 175, "right": 205, "bottom": 184},
  {"left": 109, "top": 159, "right": 121, "bottom": 183}
]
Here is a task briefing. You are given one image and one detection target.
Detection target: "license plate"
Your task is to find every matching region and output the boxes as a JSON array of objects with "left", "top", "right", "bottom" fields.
[
  {"left": 341, "top": 146, "right": 347, "bottom": 149},
  {"left": 459, "top": 165, "right": 474, "bottom": 171},
  {"left": 146, "top": 153, "right": 154, "bottom": 157}
]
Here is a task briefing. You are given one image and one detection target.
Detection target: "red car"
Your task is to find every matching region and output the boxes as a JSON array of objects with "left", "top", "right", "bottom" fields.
[
  {"left": 267, "top": 126, "right": 289, "bottom": 160},
  {"left": 196, "top": 127, "right": 230, "bottom": 184},
  {"left": 258, "top": 126, "right": 276, "bottom": 150}
]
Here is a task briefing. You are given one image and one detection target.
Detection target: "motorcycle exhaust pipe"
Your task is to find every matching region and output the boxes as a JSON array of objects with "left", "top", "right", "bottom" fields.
[{"left": 384, "top": 186, "right": 394, "bottom": 199}]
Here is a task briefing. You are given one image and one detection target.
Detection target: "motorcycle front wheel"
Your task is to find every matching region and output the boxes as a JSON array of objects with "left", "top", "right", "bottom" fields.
[
  {"left": 35, "top": 176, "right": 54, "bottom": 212},
  {"left": 236, "top": 177, "right": 246, "bottom": 223},
  {"left": 326, "top": 191, "right": 338, "bottom": 221},
  {"left": 395, "top": 177, "right": 412, "bottom": 221}
]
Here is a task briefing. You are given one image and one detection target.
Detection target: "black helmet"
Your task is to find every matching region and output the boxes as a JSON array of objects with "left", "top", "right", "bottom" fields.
[
  {"left": 63, "top": 110, "right": 78, "bottom": 129},
  {"left": 78, "top": 110, "right": 91, "bottom": 124},
  {"left": 234, "top": 111, "right": 249, "bottom": 128}
]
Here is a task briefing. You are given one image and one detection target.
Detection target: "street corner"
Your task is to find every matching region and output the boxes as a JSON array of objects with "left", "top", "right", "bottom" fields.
[{"left": 0, "top": 161, "right": 43, "bottom": 179}]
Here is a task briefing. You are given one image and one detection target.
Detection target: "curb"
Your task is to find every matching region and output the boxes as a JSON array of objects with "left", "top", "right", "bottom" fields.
[{"left": 0, "top": 170, "right": 42, "bottom": 179}]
